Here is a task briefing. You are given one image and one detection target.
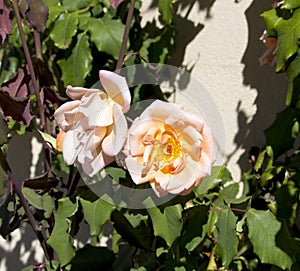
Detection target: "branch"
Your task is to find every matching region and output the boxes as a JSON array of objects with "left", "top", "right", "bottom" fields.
[
  {"left": 115, "top": 0, "right": 135, "bottom": 72},
  {"left": 11, "top": 0, "right": 46, "bottom": 130},
  {"left": 0, "top": 149, "right": 52, "bottom": 260}
]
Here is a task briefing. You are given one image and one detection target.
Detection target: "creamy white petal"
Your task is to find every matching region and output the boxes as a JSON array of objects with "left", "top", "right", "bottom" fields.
[
  {"left": 78, "top": 92, "right": 113, "bottom": 127},
  {"left": 66, "top": 85, "right": 100, "bottom": 100},
  {"left": 62, "top": 130, "right": 81, "bottom": 165},
  {"left": 99, "top": 70, "right": 131, "bottom": 112},
  {"left": 102, "top": 104, "right": 127, "bottom": 156},
  {"left": 54, "top": 100, "right": 81, "bottom": 130}
]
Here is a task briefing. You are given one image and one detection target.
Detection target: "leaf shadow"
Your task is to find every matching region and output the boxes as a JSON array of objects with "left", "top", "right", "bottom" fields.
[{"left": 227, "top": 0, "right": 288, "bottom": 174}]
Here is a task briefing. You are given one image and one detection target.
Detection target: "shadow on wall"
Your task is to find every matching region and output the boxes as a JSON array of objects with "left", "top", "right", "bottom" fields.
[{"left": 227, "top": 0, "right": 288, "bottom": 174}]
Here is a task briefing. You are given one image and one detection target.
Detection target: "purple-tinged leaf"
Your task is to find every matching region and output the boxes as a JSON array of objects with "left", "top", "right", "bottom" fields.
[
  {"left": 18, "top": 0, "right": 49, "bottom": 32},
  {"left": 33, "top": 59, "right": 55, "bottom": 87},
  {"left": 0, "top": 0, "right": 12, "bottom": 46},
  {"left": 0, "top": 90, "right": 33, "bottom": 125},
  {"left": 1, "top": 67, "right": 30, "bottom": 98},
  {"left": 24, "top": 171, "right": 60, "bottom": 190},
  {"left": 110, "top": 0, "right": 125, "bottom": 9},
  {"left": 41, "top": 86, "right": 68, "bottom": 106}
]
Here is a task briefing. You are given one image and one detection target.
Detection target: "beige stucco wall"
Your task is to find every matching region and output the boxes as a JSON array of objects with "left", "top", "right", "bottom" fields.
[
  {"left": 0, "top": 0, "right": 289, "bottom": 269},
  {"left": 142, "top": 0, "right": 287, "bottom": 179}
]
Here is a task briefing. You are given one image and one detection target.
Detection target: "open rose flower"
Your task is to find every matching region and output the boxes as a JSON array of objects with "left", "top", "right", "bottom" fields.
[
  {"left": 124, "top": 100, "right": 218, "bottom": 197},
  {"left": 54, "top": 70, "right": 131, "bottom": 176}
]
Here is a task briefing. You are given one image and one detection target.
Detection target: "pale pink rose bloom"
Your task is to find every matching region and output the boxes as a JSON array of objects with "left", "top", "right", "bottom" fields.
[
  {"left": 54, "top": 70, "right": 131, "bottom": 176},
  {"left": 124, "top": 100, "right": 218, "bottom": 197}
]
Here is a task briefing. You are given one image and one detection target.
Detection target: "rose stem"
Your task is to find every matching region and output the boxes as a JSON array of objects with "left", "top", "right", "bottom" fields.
[
  {"left": 0, "top": 149, "right": 51, "bottom": 260},
  {"left": 115, "top": 0, "right": 135, "bottom": 72},
  {"left": 11, "top": 0, "right": 46, "bottom": 130},
  {"left": 34, "top": 31, "right": 42, "bottom": 60}
]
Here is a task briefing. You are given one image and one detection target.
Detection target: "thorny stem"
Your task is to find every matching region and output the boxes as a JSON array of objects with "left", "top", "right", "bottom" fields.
[
  {"left": 11, "top": 0, "right": 46, "bottom": 130},
  {"left": 0, "top": 149, "right": 51, "bottom": 260},
  {"left": 115, "top": 0, "right": 135, "bottom": 72}
]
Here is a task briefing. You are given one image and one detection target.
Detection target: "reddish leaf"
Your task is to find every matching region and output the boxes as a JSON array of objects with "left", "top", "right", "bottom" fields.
[
  {"left": 1, "top": 67, "right": 31, "bottom": 98},
  {"left": 41, "top": 86, "right": 68, "bottom": 106},
  {"left": 33, "top": 59, "right": 55, "bottom": 87},
  {"left": 18, "top": 0, "right": 48, "bottom": 32},
  {"left": 0, "top": 90, "right": 33, "bottom": 125},
  {"left": 0, "top": 0, "right": 12, "bottom": 45},
  {"left": 110, "top": 0, "right": 125, "bottom": 9},
  {"left": 24, "top": 172, "right": 60, "bottom": 190}
]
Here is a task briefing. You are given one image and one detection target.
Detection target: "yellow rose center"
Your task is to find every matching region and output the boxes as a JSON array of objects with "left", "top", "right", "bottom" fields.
[{"left": 143, "top": 128, "right": 185, "bottom": 174}]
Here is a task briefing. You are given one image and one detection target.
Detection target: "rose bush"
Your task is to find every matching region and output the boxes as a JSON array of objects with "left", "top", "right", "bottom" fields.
[
  {"left": 54, "top": 70, "right": 131, "bottom": 176},
  {"left": 124, "top": 100, "right": 218, "bottom": 196}
]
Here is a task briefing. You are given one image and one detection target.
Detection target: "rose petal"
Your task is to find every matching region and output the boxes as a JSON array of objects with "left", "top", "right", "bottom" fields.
[
  {"left": 99, "top": 70, "right": 131, "bottom": 112},
  {"left": 201, "top": 126, "right": 218, "bottom": 164},
  {"left": 184, "top": 111, "right": 204, "bottom": 132},
  {"left": 66, "top": 85, "right": 101, "bottom": 100},
  {"left": 128, "top": 119, "right": 163, "bottom": 156},
  {"left": 62, "top": 130, "right": 81, "bottom": 165},
  {"left": 181, "top": 125, "right": 202, "bottom": 161},
  {"left": 155, "top": 157, "right": 197, "bottom": 194},
  {"left": 54, "top": 100, "right": 81, "bottom": 130},
  {"left": 125, "top": 156, "right": 154, "bottom": 184},
  {"left": 77, "top": 127, "right": 107, "bottom": 163},
  {"left": 149, "top": 180, "right": 169, "bottom": 197},
  {"left": 81, "top": 151, "right": 115, "bottom": 177},
  {"left": 102, "top": 104, "right": 127, "bottom": 156},
  {"left": 141, "top": 100, "right": 188, "bottom": 124},
  {"left": 78, "top": 92, "right": 113, "bottom": 127}
]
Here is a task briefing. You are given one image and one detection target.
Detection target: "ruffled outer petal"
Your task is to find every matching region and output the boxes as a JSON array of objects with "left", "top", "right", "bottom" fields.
[
  {"left": 102, "top": 104, "right": 128, "bottom": 157},
  {"left": 124, "top": 156, "right": 155, "bottom": 184},
  {"left": 78, "top": 92, "right": 113, "bottom": 127},
  {"left": 54, "top": 100, "right": 81, "bottom": 131},
  {"left": 62, "top": 130, "right": 81, "bottom": 165},
  {"left": 99, "top": 70, "right": 131, "bottom": 112},
  {"left": 66, "top": 86, "right": 101, "bottom": 100}
]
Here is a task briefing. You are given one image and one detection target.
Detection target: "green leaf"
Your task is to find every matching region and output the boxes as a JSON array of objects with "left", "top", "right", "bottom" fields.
[
  {"left": 86, "top": 14, "right": 124, "bottom": 58},
  {"left": 207, "top": 207, "right": 219, "bottom": 238},
  {"left": 58, "top": 33, "right": 92, "bottom": 86},
  {"left": 22, "top": 188, "right": 55, "bottom": 217},
  {"left": 196, "top": 166, "right": 222, "bottom": 195},
  {"left": 50, "top": 12, "right": 78, "bottom": 49},
  {"left": 215, "top": 209, "right": 238, "bottom": 267},
  {"left": 286, "top": 52, "right": 300, "bottom": 109},
  {"left": 147, "top": 203, "right": 183, "bottom": 246},
  {"left": 180, "top": 205, "right": 209, "bottom": 249},
  {"left": 46, "top": 5, "right": 65, "bottom": 27},
  {"left": 158, "top": 0, "right": 173, "bottom": 24},
  {"left": 261, "top": 9, "right": 281, "bottom": 37},
  {"left": 282, "top": 0, "right": 300, "bottom": 10},
  {"left": 275, "top": 8, "right": 300, "bottom": 71},
  {"left": 22, "top": 187, "right": 43, "bottom": 209},
  {"left": 105, "top": 166, "right": 126, "bottom": 182},
  {"left": 62, "top": 0, "right": 90, "bottom": 12},
  {"left": 0, "top": 110, "right": 8, "bottom": 146},
  {"left": 47, "top": 197, "right": 78, "bottom": 266},
  {"left": 38, "top": 130, "right": 57, "bottom": 150},
  {"left": 111, "top": 210, "right": 150, "bottom": 250},
  {"left": 247, "top": 209, "right": 293, "bottom": 269},
  {"left": 70, "top": 245, "right": 115, "bottom": 271},
  {"left": 80, "top": 198, "right": 115, "bottom": 237},
  {"left": 264, "top": 107, "right": 300, "bottom": 157},
  {"left": 42, "top": 194, "right": 55, "bottom": 218}
]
